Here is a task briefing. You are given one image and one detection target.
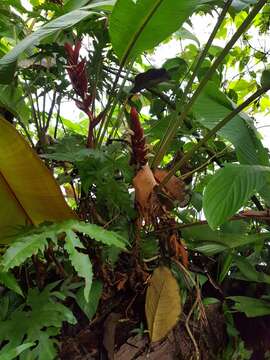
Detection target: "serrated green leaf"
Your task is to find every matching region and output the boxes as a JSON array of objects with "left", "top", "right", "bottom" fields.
[
  {"left": 203, "top": 164, "right": 270, "bottom": 229},
  {"left": 0, "top": 271, "right": 23, "bottom": 296},
  {"left": 1, "top": 234, "right": 48, "bottom": 271},
  {"left": 109, "top": 0, "right": 197, "bottom": 64},
  {"left": 1, "top": 219, "right": 126, "bottom": 268},
  {"left": 31, "top": 331, "right": 57, "bottom": 360},
  {"left": 73, "top": 221, "right": 127, "bottom": 248},
  {"left": 0, "top": 283, "right": 76, "bottom": 359},
  {"left": 65, "top": 230, "right": 93, "bottom": 302}
]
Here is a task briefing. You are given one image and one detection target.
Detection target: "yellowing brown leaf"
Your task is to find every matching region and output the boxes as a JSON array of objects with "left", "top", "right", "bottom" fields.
[
  {"left": 154, "top": 169, "right": 189, "bottom": 208},
  {"left": 133, "top": 164, "right": 158, "bottom": 223},
  {"left": 0, "top": 116, "right": 76, "bottom": 242},
  {"left": 145, "top": 266, "right": 181, "bottom": 343}
]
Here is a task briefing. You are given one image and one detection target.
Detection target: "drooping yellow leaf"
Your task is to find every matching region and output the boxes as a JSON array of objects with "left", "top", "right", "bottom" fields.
[
  {"left": 145, "top": 266, "right": 181, "bottom": 343},
  {"left": 0, "top": 116, "right": 76, "bottom": 242}
]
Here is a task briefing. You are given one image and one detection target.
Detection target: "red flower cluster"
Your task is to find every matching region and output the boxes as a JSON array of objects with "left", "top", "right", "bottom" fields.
[
  {"left": 64, "top": 41, "right": 92, "bottom": 112},
  {"left": 130, "top": 107, "right": 148, "bottom": 167},
  {"left": 64, "top": 41, "right": 106, "bottom": 148}
]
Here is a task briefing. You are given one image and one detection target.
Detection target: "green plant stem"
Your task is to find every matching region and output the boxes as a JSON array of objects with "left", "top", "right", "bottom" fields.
[
  {"left": 95, "top": 65, "right": 124, "bottom": 145},
  {"left": 157, "top": 85, "right": 270, "bottom": 190},
  {"left": 183, "top": 0, "right": 233, "bottom": 100},
  {"left": 17, "top": 120, "right": 35, "bottom": 148},
  {"left": 97, "top": 0, "right": 166, "bottom": 146},
  {"left": 152, "top": 0, "right": 267, "bottom": 168},
  {"left": 97, "top": 64, "right": 132, "bottom": 146},
  {"left": 44, "top": 88, "right": 57, "bottom": 133},
  {"left": 119, "top": 0, "right": 163, "bottom": 67}
]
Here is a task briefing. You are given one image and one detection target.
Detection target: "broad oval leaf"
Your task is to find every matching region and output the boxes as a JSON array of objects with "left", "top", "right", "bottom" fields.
[
  {"left": 145, "top": 266, "right": 181, "bottom": 342},
  {"left": 203, "top": 164, "right": 270, "bottom": 229},
  {"left": 109, "top": 0, "right": 197, "bottom": 64},
  {"left": 192, "top": 82, "right": 269, "bottom": 166},
  {"left": 0, "top": 116, "right": 75, "bottom": 241}
]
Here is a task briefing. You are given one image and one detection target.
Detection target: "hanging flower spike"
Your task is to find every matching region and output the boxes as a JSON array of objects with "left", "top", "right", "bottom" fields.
[
  {"left": 130, "top": 107, "right": 148, "bottom": 168},
  {"left": 64, "top": 42, "right": 90, "bottom": 104}
]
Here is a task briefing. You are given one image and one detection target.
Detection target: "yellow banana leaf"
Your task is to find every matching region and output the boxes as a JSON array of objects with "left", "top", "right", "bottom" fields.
[{"left": 0, "top": 116, "right": 76, "bottom": 242}]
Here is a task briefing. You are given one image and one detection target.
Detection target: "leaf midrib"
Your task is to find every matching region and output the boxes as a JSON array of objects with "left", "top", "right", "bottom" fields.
[{"left": 120, "top": 0, "right": 164, "bottom": 65}]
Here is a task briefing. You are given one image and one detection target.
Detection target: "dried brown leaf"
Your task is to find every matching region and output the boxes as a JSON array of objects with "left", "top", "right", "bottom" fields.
[
  {"left": 145, "top": 266, "right": 181, "bottom": 343},
  {"left": 133, "top": 164, "right": 158, "bottom": 223},
  {"left": 154, "top": 169, "right": 189, "bottom": 208}
]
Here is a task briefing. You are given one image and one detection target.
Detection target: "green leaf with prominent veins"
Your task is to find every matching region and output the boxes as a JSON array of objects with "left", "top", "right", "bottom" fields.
[
  {"left": 193, "top": 82, "right": 269, "bottom": 166},
  {"left": 0, "top": 2, "right": 114, "bottom": 83},
  {"left": 0, "top": 116, "right": 75, "bottom": 242},
  {"left": 203, "top": 164, "right": 270, "bottom": 229},
  {"left": 109, "top": 0, "right": 197, "bottom": 64}
]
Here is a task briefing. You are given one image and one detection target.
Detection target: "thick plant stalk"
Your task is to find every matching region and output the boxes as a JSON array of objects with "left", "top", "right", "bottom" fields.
[
  {"left": 157, "top": 85, "right": 270, "bottom": 189},
  {"left": 152, "top": 0, "right": 267, "bottom": 168}
]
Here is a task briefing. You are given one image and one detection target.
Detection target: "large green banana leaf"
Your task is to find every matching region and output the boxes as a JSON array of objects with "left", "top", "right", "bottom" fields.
[{"left": 0, "top": 116, "right": 76, "bottom": 242}]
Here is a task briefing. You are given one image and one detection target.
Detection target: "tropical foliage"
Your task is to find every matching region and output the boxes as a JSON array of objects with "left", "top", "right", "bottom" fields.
[{"left": 1, "top": 0, "right": 270, "bottom": 358}]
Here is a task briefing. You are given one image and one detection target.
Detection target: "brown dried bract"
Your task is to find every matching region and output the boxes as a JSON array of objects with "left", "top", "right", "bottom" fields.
[
  {"left": 154, "top": 169, "right": 190, "bottom": 208},
  {"left": 133, "top": 164, "right": 161, "bottom": 224}
]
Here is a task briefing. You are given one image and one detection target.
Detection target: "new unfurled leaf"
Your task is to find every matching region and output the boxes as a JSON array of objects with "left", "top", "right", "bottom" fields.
[{"left": 145, "top": 266, "right": 181, "bottom": 342}]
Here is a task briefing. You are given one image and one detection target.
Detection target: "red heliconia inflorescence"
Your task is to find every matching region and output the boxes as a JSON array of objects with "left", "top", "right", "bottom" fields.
[
  {"left": 130, "top": 107, "right": 148, "bottom": 167},
  {"left": 64, "top": 41, "right": 106, "bottom": 148},
  {"left": 64, "top": 41, "right": 92, "bottom": 112}
]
